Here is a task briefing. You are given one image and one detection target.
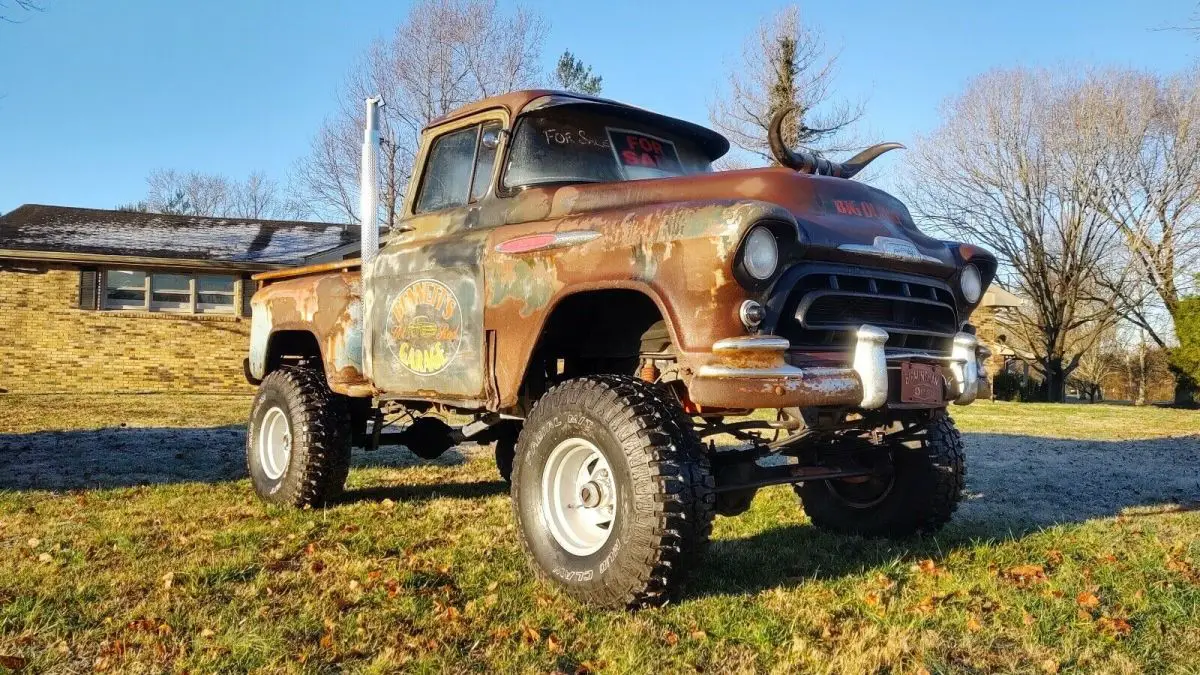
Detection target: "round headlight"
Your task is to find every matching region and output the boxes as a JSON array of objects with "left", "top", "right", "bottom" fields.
[
  {"left": 960, "top": 263, "right": 982, "bottom": 304},
  {"left": 742, "top": 227, "right": 779, "bottom": 281}
]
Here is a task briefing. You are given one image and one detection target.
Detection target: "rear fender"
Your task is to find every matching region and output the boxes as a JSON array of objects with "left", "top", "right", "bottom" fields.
[{"left": 248, "top": 271, "right": 371, "bottom": 396}]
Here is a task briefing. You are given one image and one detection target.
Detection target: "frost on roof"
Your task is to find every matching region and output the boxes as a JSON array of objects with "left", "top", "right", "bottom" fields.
[{"left": 0, "top": 205, "right": 355, "bottom": 265}]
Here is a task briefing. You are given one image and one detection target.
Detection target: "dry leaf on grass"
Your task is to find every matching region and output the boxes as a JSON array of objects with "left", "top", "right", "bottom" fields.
[
  {"left": 1003, "top": 564, "right": 1046, "bottom": 585},
  {"left": 664, "top": 631, "right": 679, "bottom": 646},
  {"left": 1076, "top": 592, "right": 1100, "bottom": 609},
  {"left": 0, "top": 655, "right": 28, "bottom": 670},
  {"left": 916, "top": 559, "right": 945, "bottom": 577},
  {"left": 1097, "top": 616, "right": 1133, "bottom": 637},
  {"left": 967, "top": 615, "right": 983, "bottom": 632}
]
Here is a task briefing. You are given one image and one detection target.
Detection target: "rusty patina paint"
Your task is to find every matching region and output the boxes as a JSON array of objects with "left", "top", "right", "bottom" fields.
[
  {"left": 248, "top": 89, "right": 988, "bottom": 413},
  {"left": 250, "top": 271, "right": 371, "bottom": 397}
]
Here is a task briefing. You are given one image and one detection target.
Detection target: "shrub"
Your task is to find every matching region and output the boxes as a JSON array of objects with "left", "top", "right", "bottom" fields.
[
  {"left": 992, "top": 371, "right": 1023, "bottom": 401},
  {"left": 1168, "top": 292, "right": 1200, "bottom": 406}
]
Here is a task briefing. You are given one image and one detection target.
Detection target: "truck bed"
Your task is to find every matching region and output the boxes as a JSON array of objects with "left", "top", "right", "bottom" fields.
[{"left": 253, "top": 258, "right": 362, "bottom": 283}]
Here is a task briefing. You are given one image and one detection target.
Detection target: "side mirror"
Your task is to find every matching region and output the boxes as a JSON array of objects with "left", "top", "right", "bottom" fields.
[{"left": 481, "top": 126, "right": 502, "bottom": 150}]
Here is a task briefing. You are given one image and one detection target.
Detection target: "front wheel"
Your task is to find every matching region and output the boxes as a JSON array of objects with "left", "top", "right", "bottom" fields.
[
  {"left": 246, "top": 367, "right": 352, "bottom": 507},
  {"left": 796, "top": 412, "right": 965, "bottom": 537},
  {"left": 511, "top": 375, "right": 715, "bottom": 609}
]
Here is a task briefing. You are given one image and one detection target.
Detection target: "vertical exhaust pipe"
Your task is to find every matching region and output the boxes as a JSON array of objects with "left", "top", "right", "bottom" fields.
[{"left": 359, "top": 96, "right": 383, "bottom": 265}]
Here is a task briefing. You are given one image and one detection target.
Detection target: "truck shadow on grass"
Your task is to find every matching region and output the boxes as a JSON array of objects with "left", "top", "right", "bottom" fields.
[
  {"left": 1, "top": 427, "right": 1196, "bottom": 584},
  {"left": 690, "top": 432, "right": 1200, "bottom": 598},
  {"left": 0, "top": 425, "right": 498, "bottom": 499}
]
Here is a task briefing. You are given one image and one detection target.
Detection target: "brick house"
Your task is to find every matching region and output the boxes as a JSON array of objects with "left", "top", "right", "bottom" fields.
[
  {"left": 970, "top": 284, "right": 1024, "bottom": 378},
  {"left": 0, "top": 204, "right": 352, "bottom": 394}
]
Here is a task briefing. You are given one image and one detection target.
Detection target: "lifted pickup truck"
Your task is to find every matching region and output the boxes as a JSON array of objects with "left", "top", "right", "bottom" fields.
[{"left": 244, "top": 90, "right": 995, "bottom": 608}]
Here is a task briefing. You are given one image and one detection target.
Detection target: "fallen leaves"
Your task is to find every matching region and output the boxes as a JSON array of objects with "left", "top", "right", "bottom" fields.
[
  {"left": 1002, "top": 564, "right": 1047, "bottom": 586},
  {"left": 1076, "top": 591, "right": 1100, "bottom": 609},
  {"left": 912, "top": 559, "right": 943, "bottom": 576},
  {"left": 1166, "top": 557, "right": 1200, "bottom": 585},
  {"left": 1096, "top": 615, "right": 1133, "bottom": 637},
  {"left": 0, "top": 655, "right": 28, "bottom": 670}
]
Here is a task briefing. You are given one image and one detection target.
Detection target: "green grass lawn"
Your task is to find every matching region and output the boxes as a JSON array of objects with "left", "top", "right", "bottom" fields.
[{"left": 0, "top": 395, "right": 1197, "bottom": 673}]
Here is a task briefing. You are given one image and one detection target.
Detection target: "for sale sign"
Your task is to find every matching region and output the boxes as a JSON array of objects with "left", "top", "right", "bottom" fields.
[{"left": 606, "top": 128, "right": 683, "bottom": 175}]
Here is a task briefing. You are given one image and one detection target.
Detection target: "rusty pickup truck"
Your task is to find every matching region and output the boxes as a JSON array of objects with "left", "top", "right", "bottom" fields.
[{"left": 243, "top": 90, "right": 995, "bottom": 608}]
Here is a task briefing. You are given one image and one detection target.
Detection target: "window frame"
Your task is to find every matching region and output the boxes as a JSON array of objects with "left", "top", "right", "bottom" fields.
[
  {"left": 413, "top": 124, "right": 482, "bottom": 215},
  {"left": 404, "top": 109, "right": 510, "bottom": 218},
  {"left": 99, "top": 268, "right": 241, "bottom": 315}
]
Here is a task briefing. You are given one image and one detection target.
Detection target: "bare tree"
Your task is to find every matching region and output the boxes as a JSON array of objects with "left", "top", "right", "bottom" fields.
[
  {"left": 1077, "top": 67, "right": 1200, "bottom": 404},
  {"left": 1070, "top": 323, "right": 1123, "bottom": 402},
  {"left": 0, "top": 0, "right": 41, "bottom": 22},
  {"left": 294, "top": 0, "right": 547, "bottom": 225},
  {"left": 146, "top": 169, "right": 231, "bottom": 217},
  {"left": 142, "top": 169, "right": 310, "bottom": 220},
  {"left": 708, "top": 5, "right": 862, "bottom": 165},
  {"left": 904, "top": 69, "right": 1122, "bottom": 401}
]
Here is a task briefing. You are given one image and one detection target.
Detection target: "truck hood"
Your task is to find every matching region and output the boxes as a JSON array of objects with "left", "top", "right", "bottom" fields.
[{"left": 506, "top": 167, "right": 956, "bottom": 275}]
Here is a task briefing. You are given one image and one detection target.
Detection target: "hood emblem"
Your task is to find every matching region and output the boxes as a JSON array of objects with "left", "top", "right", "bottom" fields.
[{"left": 839, "top": 237, "right": 944, "bottom": 265}]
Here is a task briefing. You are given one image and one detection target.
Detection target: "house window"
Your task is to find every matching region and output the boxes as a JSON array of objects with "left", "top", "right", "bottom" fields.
[
  {"left": 104, "top": 270, "right": 148, "bottom": 309},
  {"left": 197, "top": 275, "right": 236, "bottom": 313},
  {"left": 101, "top": 269, "right": 237, "bottom": 314}
]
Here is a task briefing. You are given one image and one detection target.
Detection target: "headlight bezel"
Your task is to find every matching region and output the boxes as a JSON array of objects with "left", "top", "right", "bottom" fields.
[
  {"left": 959, "top": 263, "right": 982, "bottom": 304},
  {"left": 741, "top": 226, "right": 779, "bottom": 281}
]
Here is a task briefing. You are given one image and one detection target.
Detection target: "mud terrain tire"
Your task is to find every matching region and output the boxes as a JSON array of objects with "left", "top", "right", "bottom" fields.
[
  {"left": 512, "top": 374, "right": 715, "bottom": 608},
  {"left": 247, "top": 367, "right": 352, "bottom": 507},
  {"left": 796, "top": 412, "right": 965, "bottom": 537}
]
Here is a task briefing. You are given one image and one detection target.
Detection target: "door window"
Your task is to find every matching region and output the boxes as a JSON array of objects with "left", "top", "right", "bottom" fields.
[{"left": 414, "top": 121, "right": 504, "bottom": 213}]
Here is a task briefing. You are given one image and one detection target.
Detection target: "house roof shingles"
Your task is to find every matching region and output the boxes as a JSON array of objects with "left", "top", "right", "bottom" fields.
[{"left": 0, "top": 204, "right": 355, "bottom": 266}]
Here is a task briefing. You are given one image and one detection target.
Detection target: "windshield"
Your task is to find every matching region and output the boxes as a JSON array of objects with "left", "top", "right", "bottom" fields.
[{"left": 503, "top": 108, "right": 713, "bottom": 189}]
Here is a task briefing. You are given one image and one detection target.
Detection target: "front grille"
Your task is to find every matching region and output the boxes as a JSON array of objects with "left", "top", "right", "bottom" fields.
[{"left": 774, "top": 268, "right": 958, "bottom": 353}]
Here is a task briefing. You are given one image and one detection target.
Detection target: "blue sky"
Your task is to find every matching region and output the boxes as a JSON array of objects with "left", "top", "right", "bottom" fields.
[{"left": 1, "top": 0, "right": 1196, "bottom": 215}]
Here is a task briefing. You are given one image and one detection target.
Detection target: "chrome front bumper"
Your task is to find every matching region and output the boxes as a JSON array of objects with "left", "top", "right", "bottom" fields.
[{"left": 689, "top": 324, "right": 989, "bottom": 410}]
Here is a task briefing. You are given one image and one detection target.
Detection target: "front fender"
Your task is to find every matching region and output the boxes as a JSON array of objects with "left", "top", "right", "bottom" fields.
[{"left": 484, "top": 199, "right": 797, "bottom": 407}]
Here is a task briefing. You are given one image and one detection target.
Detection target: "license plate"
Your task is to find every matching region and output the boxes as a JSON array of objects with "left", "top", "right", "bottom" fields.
[{"left": 900, "top": 362, "right": 943, "bottom": 404}]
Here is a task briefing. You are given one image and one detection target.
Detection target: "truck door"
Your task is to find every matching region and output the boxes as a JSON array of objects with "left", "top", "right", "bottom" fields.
[{"left": 362, "top": 116, "right": 504, "bottom": 406}]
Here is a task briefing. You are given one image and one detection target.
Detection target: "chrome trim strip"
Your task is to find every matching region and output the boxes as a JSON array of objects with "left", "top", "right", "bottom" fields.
[
  {"left": 838, "top": 236, "right": 946, "bottom": 265},
  {"left": 696, "top": 365, "right": 852, "bottom": 379},
  {"left": 884, "top": 352, "right": 968, "bottom": 363},
  {"left": 494, "top": 229, "right": 601, "bottom": 254},
  {"left": 712, "top": 336, "right": 791, "bottom": 352}
]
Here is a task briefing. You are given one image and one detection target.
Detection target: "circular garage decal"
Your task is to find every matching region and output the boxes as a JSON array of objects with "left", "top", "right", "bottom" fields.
[{"left": 385, "top": 279, "right": 463, "bottom": 376}]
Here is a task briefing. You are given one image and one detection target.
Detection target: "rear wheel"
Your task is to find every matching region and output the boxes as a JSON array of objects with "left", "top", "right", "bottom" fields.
[
  {"left": 796, "top": 412, "right": 965, "bottom": 537},
  {"left": 511, "top": 374, "right": 715, "bottom": 608},
  {"left": 246, "top": 367, "right": 352, "bottom": 507}
]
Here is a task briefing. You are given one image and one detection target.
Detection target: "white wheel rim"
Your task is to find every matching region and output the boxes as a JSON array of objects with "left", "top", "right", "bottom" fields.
[
  {"left": 258, "top": 406, "right": 292, "bottom": 480},
  {"left": 541, "top": 437, "right": 617, "bottom": 556}
]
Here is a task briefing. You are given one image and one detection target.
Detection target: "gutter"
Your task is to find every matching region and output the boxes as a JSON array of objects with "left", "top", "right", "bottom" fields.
[{"left": 0, "top": 249, "right": 288, "bottom": 272}]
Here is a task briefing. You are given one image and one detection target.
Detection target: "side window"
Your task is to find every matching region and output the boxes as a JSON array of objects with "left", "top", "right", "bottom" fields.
[
  {"left": 415, "top": 126, "right": 479, "bottom": 214},
  {"left": 470, "top": 122, "right": 502, "bottom": 202}
]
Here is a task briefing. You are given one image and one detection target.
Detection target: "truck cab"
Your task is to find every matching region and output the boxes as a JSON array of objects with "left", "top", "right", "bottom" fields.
[{"left": 243, "top": 90, "right": 994, "bottom": 609}]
